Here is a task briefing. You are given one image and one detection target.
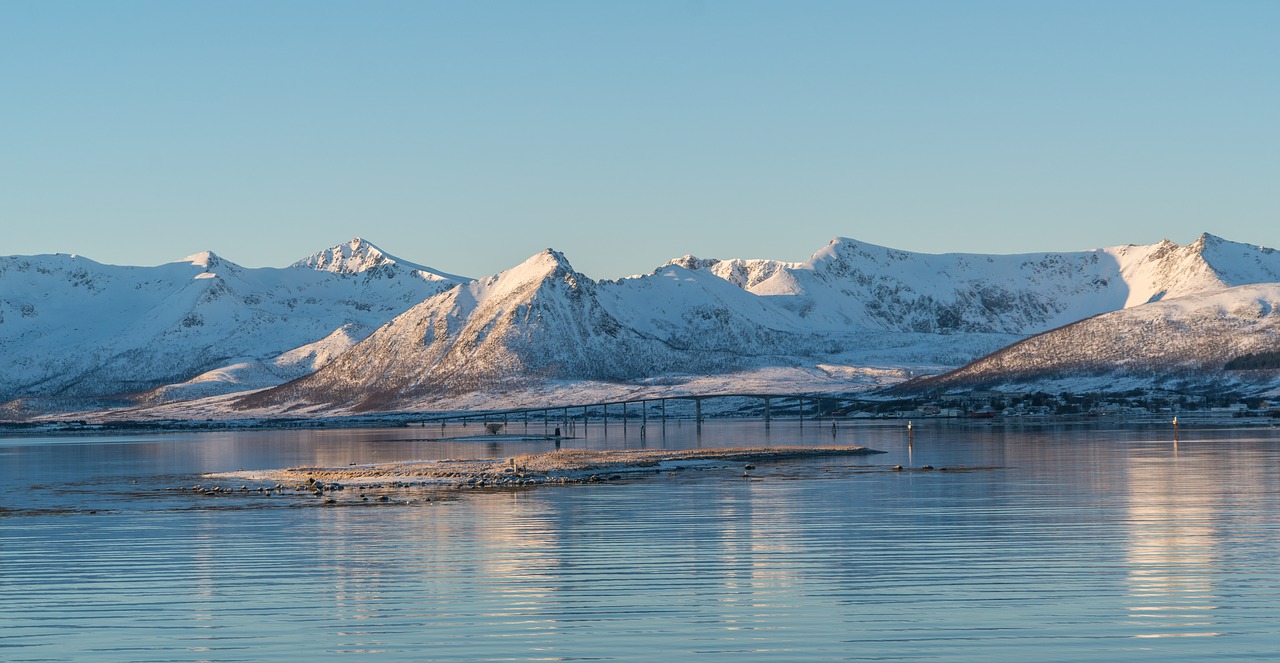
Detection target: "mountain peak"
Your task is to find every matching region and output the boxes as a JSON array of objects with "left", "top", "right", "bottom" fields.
[
  {"left": 183, "top": 251, "right": 222, "bottom": 269},
  {"left": 293, "top": 237, "right": 399, "bottom": 274},
  {"left": 663, "top": 254, "right": 715, "bottom": 271},
  {"left": 289, "top": 237, "right": 466, "bottom": 283},
  {"left": 1180, "top": 233, "right": 1280, "bottom": 286},
  {"left": 1191, "top": 232, "right": 1220, "bottom": 251},
  {"left": 500, "top": 249, "right": 577, "bottom": 281},
  {"left": 543, "top": 247, "right": 571, "bottom": 265}
]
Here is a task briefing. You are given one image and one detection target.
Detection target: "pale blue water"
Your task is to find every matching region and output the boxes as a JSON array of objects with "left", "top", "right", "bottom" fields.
[{"left": 3, "top": 421, "right": 1279, "bottom": 661}]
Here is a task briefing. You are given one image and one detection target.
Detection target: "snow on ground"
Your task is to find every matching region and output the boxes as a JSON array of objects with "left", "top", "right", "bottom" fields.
[{"left": 69, "top": 363, "right": 913, "bottom": 423}]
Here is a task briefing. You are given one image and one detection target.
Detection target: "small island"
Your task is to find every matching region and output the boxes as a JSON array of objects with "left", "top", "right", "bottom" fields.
[{"left": 209, "top": 446, "right": 887, "bottom": 493}]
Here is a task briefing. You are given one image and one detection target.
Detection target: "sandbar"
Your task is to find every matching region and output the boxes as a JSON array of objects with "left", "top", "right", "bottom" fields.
[{"left": 211, "top": 445, "right": 886, "bottom": 490}]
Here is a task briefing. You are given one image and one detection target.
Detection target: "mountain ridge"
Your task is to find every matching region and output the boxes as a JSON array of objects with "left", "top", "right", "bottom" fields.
[
  {"left": 291, "top": 236, "right": 469, "bottom": 282},
  {"left": 4, "top": 232, "right": 1280, "bottom": 418},
  {"left": 894, "top": 282, "right": 1280, "bottom": 395},
  {"left": 0, "top": 238, "right": 465, "bottom": 405},
  {"left": 231, "top": 233, "right": 1280, "bottom": 414}
]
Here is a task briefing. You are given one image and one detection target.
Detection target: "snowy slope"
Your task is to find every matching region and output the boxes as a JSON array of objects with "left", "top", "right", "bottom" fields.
[
  {"left": 239, "top": 250, "right": 681, "bottom": 411},
  {"left": 668, "top": 233, "right": 1280, "bottom": 334},
  {"left": 140, "top": 323, "right": 372, "bottom": 404},
  {"left": 898, "top": 283, "right": 1280, "bottom": 394},
  {"left": 0, "top": 238, "right": 464, "bottom": 403}
]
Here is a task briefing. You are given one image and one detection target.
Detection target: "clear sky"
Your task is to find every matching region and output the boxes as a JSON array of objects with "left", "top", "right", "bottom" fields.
[{"left": 3, "top": 1, "right": 1277, "bottom": 279}]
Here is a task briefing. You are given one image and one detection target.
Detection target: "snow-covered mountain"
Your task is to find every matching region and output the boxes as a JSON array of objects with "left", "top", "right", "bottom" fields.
[
  {"left": 667, "top": 233, "right": 1280, "bottom": 334},
  {"left": 0, "top": 238, "right": 465, "bottom": 409},
  {"left": 291, "top": 236, "right": 466, "bottom": 282},
  {"left": 239, "top": 250, "right": 656, "bottom": 411},
  {"left": 4, "top": 232, "right": 1280, "bottom": 419},
  {"left": 896, "top": 283, "right": 1280, "bottom": 395},
  {"left": 233, "top": 233, "right": 1280, "bottom": 414}
]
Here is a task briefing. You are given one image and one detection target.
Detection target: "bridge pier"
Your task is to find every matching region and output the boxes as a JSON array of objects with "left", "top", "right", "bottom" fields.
[{"left": 764, "top": 397, "right": 771, "bottom": 428}]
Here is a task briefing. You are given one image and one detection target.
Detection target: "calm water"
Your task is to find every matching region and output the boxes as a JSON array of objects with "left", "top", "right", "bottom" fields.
[{"left": 2, "top": 420, "right": 1279, "bottom": 661}]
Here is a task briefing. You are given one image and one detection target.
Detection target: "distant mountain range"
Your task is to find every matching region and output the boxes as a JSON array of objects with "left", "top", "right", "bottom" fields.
[
  {"left": 3, "top": 233, "right": 1278, "bottom": 419},
  {"left": 0, "top": 239, "right": 463, "bottom": 414},
  {"left": 896, "top": 281, "right": 1280, "bottom": 395}
]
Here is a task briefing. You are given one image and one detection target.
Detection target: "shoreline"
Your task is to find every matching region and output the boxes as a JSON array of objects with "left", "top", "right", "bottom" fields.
[{"left": 6, "top": 412, "right": 1277, "bottom": 439}]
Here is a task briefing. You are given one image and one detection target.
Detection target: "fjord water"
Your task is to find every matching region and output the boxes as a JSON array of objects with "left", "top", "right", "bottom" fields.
[{"left": 3, "top": 421, "right": 1278, "bottom": 661}]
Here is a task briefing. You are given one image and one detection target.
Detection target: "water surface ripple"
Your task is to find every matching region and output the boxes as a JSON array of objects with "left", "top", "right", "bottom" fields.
[{"left": 2, "top": 422, "right": 1278, "bottom": 661}]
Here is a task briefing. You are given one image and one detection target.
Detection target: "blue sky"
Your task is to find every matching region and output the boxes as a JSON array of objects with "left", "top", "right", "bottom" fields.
[{"left": 3, "top": 1, "right": 1277, "bottom": 279}]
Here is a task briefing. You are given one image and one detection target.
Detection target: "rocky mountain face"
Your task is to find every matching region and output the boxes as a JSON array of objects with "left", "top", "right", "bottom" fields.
[
  {"left": 3, "top": 232, "right": 1279, "bottom": 417},
  {"left": 896, "top": 283, "right": 1280, "bottom": 395}
]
